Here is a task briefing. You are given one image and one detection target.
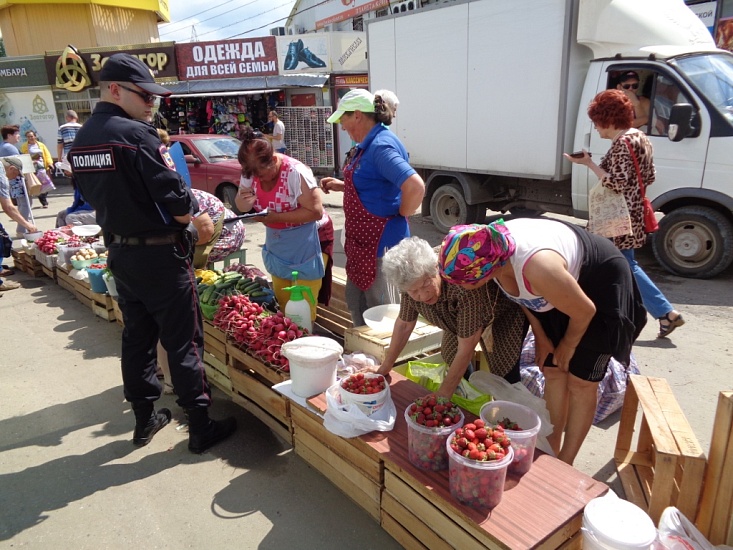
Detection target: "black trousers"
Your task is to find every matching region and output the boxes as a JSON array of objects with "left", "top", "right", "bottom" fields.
[{"left": 109, "top": 241, "right": 211, "bottom": 411}]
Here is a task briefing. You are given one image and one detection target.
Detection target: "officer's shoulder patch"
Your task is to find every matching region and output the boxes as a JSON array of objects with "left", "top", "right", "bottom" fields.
[{"left": 160, "top": 144, "right": 176, "bottom": 171}]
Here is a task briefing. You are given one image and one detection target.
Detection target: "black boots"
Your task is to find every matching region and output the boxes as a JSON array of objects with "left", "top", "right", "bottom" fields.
[
  {"left": 186, "top": 408, "right": 237, "bottom": 454},
  {"left": 132, "top": 407, "right": 172, "bottom": 447}
]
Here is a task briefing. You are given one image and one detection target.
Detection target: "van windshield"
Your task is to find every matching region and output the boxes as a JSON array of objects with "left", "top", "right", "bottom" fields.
[{"left": 674, "top": 53, "right": 733, "bottom": 125}]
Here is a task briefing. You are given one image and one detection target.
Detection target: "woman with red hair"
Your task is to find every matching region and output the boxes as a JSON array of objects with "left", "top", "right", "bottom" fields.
[{"left": 565, "top": 89, "right": 684, "bottom": 339}]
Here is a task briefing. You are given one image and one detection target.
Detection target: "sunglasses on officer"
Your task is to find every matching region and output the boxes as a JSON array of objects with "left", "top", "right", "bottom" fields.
[
  {"left": 117, "top": 84, "right": 157, "bottom": 104},
  {"left": 621, "top": 82, "right": 639, "bottom": 90}
]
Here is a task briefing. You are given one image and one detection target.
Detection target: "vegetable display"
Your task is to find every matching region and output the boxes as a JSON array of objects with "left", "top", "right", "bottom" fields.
[
  {"left": 212, "top": 293, "right": 306, "bottom": 372},
  {"left": 197, "top": 271, "right": 275, "bottom": 307},
  {"left": 35, "top": 230, "right": 65, "bottom": 255}
]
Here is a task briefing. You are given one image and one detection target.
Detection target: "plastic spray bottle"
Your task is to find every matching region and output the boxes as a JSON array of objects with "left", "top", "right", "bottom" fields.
[{"left": 283, "top": 271, "right": 315, "bottom": 334}]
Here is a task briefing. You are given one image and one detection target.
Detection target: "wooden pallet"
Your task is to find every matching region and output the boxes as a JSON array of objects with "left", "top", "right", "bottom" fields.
[
  {"left": 291, "top": 404, "right": 383, "bottom": 521},
  {"left": 696, "top": 391, "right": 733, "bottom": 545},
  {"left": 344, "top": 321, "right": 443, "bottom": 364},
  {"left": 227, "top": 343, "right": 292, "bottom": 443},
  {"left": 614, "top": 375, "right": 707, "bottom": 524}
]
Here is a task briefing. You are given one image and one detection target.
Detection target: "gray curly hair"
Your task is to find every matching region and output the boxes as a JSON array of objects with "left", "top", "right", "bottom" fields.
[{"left": 382, "top": 237, "right": 438, "bottom": 291}]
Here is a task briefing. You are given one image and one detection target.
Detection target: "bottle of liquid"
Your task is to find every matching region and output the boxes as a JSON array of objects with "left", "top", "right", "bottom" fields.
[{"left": 283, "top": 271, "right": 315, "bottom": 334}]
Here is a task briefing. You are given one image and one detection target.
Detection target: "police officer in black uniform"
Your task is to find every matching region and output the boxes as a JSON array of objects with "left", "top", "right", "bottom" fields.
[{"left": 69, "top": 53, "right": 236, "bottom": 453}]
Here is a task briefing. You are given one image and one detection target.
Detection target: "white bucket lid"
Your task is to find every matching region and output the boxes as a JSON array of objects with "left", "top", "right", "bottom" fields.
[
  {"left": 281, "top": 336, "right": 343, "bottom": 362},
  {"left": 583, "top": 494, "right": 657, "bottom": 548}
]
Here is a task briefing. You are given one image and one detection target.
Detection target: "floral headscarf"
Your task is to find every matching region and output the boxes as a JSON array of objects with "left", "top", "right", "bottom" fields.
[{"left": 439, "top": 220, "right": 516, "bottom": 284}]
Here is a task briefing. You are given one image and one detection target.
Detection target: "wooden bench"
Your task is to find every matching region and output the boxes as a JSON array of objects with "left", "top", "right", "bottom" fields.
[{"left": 614, "top": 375, "right": 706, "bottom": 524}]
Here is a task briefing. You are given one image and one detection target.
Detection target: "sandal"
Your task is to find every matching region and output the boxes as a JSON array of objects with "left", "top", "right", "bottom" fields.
[
  {"left": 657, "top": 312, "right": 685, "bottom": 339},
  {"left": 0, "top": 268, "right": 14, "bottom": 276},
  {"left": 163, "top": 382, "right": 175, "bottom": 395}
]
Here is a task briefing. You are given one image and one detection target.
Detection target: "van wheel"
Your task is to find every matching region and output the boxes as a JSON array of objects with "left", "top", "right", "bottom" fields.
[
  {"left": 651, "top": 206, "right": 733, "bottom": 279},
  {"left": 429, "top": 183, "right": 483, "bottom": 233},
  {"left": 218, "top": 183, "right": 241, "bottom": 214}
]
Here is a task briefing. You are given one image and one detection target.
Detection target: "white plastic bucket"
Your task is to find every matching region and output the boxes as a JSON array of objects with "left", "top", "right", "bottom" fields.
[
  {"left": 339, "top": 373, "right": 389, "bottom": 416},
  {"left": 281, "top": 336, "right": 343, "bottom": 397},
  {"left": 582, "top": 493, "right": 657, "bottom": 550}
]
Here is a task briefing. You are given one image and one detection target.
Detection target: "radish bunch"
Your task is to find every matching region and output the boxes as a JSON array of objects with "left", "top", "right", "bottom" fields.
[
  {"left": 35, "top": 230, "right": 65, "bottom": 255},
  {"left": 212, "top": 294, "right": 306, "bottom": 372}
]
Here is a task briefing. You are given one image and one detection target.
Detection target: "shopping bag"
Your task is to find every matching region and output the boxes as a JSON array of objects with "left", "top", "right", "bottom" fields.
[
  {"left": 24, "top": 172, "right": 42, "bottom": 197},
  {"left": 37, "top": 171, "right": 56, "bottom": 194},
  {"left": 587, "top": 180, "right": 632, "bottom": 238},
  {"left": 403, "top": 361, "right": 492, "bottom": 416},
  {"left": 323, "top": 382, "right": 396, "bottom": 438}
]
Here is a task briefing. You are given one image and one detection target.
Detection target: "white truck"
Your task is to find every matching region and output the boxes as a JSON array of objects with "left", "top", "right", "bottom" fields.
[{"left": 367, "top": 0, "right": 733, "bottom": 278}]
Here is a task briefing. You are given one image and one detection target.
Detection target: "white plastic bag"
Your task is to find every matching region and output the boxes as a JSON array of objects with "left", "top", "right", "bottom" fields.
[
  {"left": 469, "top": 370, "right": 555, "bottom": 455},
  {"left": 658, "top": 506, "right": 733, "bottom": 550},
  {"left": 322, "top": 382, "right": 396, "bottom": 438}
]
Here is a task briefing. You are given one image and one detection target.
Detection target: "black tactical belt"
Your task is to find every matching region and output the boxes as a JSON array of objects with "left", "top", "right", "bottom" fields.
[{"left": 110, "top": 233, "right": 179, "bottom": 246}]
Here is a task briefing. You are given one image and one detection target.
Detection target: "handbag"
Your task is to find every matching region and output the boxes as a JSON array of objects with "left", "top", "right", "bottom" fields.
[
  {"left": 24, "top": 172, "right": 42, "bottom": 197},
  {"left": 0, "top": 223, "right": 12, "bottom": 258},
  {"left": 587, "top": 180, "right": 632, "bottom": 238},
  {"left": 624, "top": 138, "right": 659, "bottom": 233}
]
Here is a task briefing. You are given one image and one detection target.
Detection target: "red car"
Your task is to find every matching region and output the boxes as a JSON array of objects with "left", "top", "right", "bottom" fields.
[{"left": 168, "top": 134, "right": 243, "bottom": 213}]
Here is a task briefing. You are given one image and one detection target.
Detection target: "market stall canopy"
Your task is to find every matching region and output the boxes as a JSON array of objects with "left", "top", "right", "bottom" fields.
[{"left": 162, "top": 74, "right": 329, "bottom": 96}]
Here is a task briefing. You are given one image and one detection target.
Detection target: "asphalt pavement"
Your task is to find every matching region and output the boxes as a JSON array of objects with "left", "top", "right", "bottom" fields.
[{"left": 1, "top": 182, "right": 731, "bottom": 547}]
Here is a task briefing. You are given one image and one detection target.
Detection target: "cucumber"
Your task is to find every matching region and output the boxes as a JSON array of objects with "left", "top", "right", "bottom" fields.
[
  {"left": 242, "top": 282, "right": 262, "bottom": 294},
  {"left": 201, "top": 285, "right": 216, "bottom": 304},
  {"left": 248, "top": 289, "right": 272, "bottom": 297},
  {"left": 214, "top": 279, "right": 236, "bottom": 290}
]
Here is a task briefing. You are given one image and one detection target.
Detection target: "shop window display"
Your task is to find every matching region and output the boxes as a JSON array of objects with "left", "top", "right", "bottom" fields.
[{"left": 155, "top": 93, "right": 277, "bottom": 137}]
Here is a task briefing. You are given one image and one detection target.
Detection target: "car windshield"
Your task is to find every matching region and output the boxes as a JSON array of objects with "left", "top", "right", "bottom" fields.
[
  {"left": 673, "top": 53, "right": 733, "bottom": 125},
  {"left": 191, "top": 137, "right": 241, "bottom": 162}
]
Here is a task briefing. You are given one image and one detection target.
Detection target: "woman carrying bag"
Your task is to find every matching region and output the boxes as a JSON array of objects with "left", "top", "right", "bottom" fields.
[
  {"left": 20, "top": 131, "right": 55, "bottom": 208},
  {"left": 565, "top": 89, "right": 684, "bottom": 339}
]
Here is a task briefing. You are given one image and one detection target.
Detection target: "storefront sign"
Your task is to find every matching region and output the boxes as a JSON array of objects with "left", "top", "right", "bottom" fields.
[
  {"left": 688, "top": 1, "right": 717, "bottom": 34},
  {"left": 44, "top": 43, "right": 178, "bottom": 91},
  {"left": 0, "top": 57, "right": 49, "bottom": 88},
  {"left": 333, "top": 75, "right": 368, "bottom": 87},
  {"left": 0, "top": 89, "right": 58, "bottom": 147},
  {"left": 277, "top": 35, "right": 330, "bottom": 74},
  {"left": 176, "top": 38, "right": 278, "bottom": 80},
  {"left": 330, "top": 32, "right": 367, "bottom": 72},
  {"left": 315, "top": 0, "right": 390, "bottom": 29}
]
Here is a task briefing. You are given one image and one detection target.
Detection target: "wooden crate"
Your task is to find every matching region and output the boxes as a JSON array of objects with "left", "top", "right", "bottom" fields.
[
  {"left": 203, "top": 320, "right": 227, "bottom": 365},
  {"left": 302, "top": 371, "right": 606, "bottom": 549},
  {"left": 315, "top": 273, "right": 352, "bottom": 338},
  {"left": 11, "top": 249, "right": 44, "bottom": 277},
  {"left": 344, "top": 321, "right": 443, "bottom": 364},
  {"left": 614, "top": 375, "right": 707, "bottom": 524},
  {"left": 91, "top": 290, "right": 115, "bottom": 322},
  {"left": 111, "top": 297, "right": 124, "bottom": 328},
  {"left": 291, "top": 404, "right": 383, "bottom": 521},
  {"left": 41, "top": 265, "right": 56, "bottom": 281},
  {"left": 696, "top": 391, "right": 733, "bottom": 545},
  {"left": 227, "top": 343, "right": 292, "bottom": 443}
]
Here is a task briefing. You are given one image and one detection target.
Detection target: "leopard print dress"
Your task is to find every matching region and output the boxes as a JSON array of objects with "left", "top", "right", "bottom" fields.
[{"left": 598, "top": 128, "right": 655, "bottom": 250}]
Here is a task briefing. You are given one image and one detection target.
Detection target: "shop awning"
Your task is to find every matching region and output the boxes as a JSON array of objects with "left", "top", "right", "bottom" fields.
[{"left": 161, "top": 74, "right": 329, "bottom": 96}]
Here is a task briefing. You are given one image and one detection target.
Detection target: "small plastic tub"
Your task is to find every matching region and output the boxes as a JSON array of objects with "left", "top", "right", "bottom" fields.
[
  {"left": 405, "top": 405, "right": 464, "bottom": 471},
  {"left": 446, "top": 437, "right": 513, "bottom": 510},
  {"left": 480, "top": 400, "right": 541, "bottom": 476},
  {"left": 339, "top": 373, "right": 389, "bottom": 416},
  {"left": 70, "top": 258, "right": 93, "bottom": 270}
]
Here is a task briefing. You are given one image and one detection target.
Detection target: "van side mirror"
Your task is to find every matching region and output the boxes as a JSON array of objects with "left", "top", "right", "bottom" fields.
[{"left": 668, "top": 104, "right": 694, "bottom": 142}]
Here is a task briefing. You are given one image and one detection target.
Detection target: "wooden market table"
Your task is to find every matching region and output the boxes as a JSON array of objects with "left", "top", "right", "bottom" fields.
[{"left": 283, "top": 372, "right": 608, "bottom": 550}]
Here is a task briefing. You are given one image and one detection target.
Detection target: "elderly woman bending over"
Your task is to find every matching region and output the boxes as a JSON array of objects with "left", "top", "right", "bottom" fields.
[
  {"left": 377, "top": 237, "right": 528, "bottom": 399},
  {"left": 439, "top": 219, "right": 646, "bottom": 465}
]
